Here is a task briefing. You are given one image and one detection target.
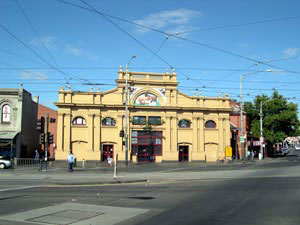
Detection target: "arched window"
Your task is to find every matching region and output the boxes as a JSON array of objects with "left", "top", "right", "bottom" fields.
[
  {"left": 72, "top": 116, "right": 86, "bottom": 125},
  {"left": 205, "top": 120, "right": 216, "bottom": 128},
  {"left": 178, "top": 119, "right": 191, "bottom": 128},
  {"left": 2, "top": 104, "right": 11, "bottom": 123},
  {"left": 102, "top": 117, "right": 116, "bottom": 126}
]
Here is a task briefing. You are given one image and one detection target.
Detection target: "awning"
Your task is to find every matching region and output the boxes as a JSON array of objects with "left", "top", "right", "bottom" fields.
[{"left": 0, "top": 132, "right": 18, "bottom": 140}]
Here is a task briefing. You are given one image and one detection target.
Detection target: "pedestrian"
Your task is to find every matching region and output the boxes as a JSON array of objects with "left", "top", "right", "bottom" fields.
[
  {"left": 247, "top": 150, "right": 250, "bottom": 160},
  {"left": 67, "top": 151, "right": 75, "bottom": 172},
  {"left": 107, "top": 156, "right": 113, "bottom": 167},
  {"left": 34, "top": 149, "right": 39, "bottom": 160}
]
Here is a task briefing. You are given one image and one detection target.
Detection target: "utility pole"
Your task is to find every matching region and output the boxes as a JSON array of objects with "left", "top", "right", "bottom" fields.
[
  {"left": 45, "top": 113, "right": 49, "bottom": 172},
  {"left": 240, "top": 75, "right": 245, "bottom": 160},
  {"left": 125, "top": 64, "right": 129, "bottom": 166},
  {"left": 260, "top": 101, "right": 263, "bottom": 160},
  {"left": 125, "top": 55, "right": 136, "bottom": 166},
  {"left": 239, "top": 70, "right": 272, "bottom": 161}
]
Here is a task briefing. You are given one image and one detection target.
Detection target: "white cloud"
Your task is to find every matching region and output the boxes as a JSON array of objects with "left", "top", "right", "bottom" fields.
[
  {"left": 134, "top": 8, "right": 202, "bottom": 33},
  {"left": 19, "top": 71, "right": 48, "bottom": 80},
  {"left": 283, "top": 48, "right": 299, "bottom": 57},
  {"left": 65, "top": 44, "right": 82, "bottom": 56},
  {"left": 31, "top": 36, "right": 56, "bottom": 50},
  {"left": 64, "top": 44, "right": 99, "bottom": 60}
]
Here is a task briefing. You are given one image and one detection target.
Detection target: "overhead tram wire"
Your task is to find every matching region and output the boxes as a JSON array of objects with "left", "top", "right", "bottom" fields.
[
  {"left": 205, "top": 56, "right": 297, "bottom": 97},
  {"left": 79, "top": 0, "right": 205, "bottom": 87},
  {"left": 56, "top": 0, "right": 300, "bottom": 77},
  {"left": 0, "top": 23, "right": 90, "bottom": 85},
  {"left": 0, "top": 47, "right": 49, "bottom": 67},
  {"left": 15, "top": 0, "right": 58, "bottom": 67},
  {"left": 174, "top": 15, "right": 300, "bottom": 35},
  {"left": 0, "top": 60, "right": 64, "bottom": 86},
  {"left": 142, "top": 35, "right": 169, "bottom": 71},
  {"left": 0, "top": 66, "right": 269, "bottom": 72},
  {"left": 3, "top": 77, "right": 300, "bottom": 85}
]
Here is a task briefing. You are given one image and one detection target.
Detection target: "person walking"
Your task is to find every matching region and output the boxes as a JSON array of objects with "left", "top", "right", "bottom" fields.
[
  {"left": 34, "top": 150, "right": 39, "bottom": 160},
  {"left": 67, "top": 151, "right": 75, "bottom": 172}
]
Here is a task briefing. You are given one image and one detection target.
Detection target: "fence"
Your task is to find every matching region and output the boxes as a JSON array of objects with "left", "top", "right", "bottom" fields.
[{"left": 14, "top": 158, "right": 41, "bottom": 168}]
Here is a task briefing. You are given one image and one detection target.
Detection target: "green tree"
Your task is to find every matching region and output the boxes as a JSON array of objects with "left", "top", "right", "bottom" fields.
[{"left": 244, "top": 91, "right": 299, "bottom": 145}]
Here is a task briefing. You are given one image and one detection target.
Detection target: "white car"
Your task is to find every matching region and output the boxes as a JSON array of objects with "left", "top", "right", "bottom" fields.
[
  {"left": 295, "top": 145, "right": 300, "bottom": 151},
  {"left": 0, "top": 156, "right": 12, "bottom": 169}
]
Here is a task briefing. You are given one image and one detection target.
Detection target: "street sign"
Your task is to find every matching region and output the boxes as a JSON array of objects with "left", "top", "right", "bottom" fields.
[{"left": 225, "top": 146, "right": 232, "bottom": 157}]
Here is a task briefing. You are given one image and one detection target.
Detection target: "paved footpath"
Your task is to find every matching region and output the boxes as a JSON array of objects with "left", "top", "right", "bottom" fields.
[{"left": 1, "top": 157, "right": 299, "bottom": 188}]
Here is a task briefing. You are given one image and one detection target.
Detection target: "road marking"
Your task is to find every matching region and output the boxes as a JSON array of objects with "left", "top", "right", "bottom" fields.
[
  {"left": 159, "top": 168, "right": 185, "bottom": 172},
  {"left": 0, "top": 185, "right": 41, "bottom": 192}
]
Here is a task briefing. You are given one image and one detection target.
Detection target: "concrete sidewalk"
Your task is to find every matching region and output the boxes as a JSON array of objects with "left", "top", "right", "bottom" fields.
[{"left": 0, "top": 156, "right": 295, "bottom": 187}]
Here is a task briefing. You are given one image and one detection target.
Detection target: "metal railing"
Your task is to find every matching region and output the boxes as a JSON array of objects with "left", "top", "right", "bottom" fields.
[{"left": 14, "top": 158, "right": 41, "bottom": 168}]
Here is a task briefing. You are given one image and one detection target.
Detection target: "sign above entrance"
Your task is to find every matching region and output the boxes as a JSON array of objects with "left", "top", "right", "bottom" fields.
[{"left": 134, "top": 93, "right": 160, "bottom": 106}]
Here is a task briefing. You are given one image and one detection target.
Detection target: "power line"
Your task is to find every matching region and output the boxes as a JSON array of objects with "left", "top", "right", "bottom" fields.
[
  {"left": 56, "top": 0, "right": 300, "bottom": 76},
  {"left": 142, "top": 35, "right": 169, "bottom": 71},
  {"left": 0, "top": 47, "right": 49, "bottom": 67},
  {"left": 0, "top": 23, "right": 89, "bottom": 84},
  {"left": 174, "top": 15, "right": 300, "bottom": 35},
  {"left": 79, "top": 0, "right": 205, "bottom": 87},
  {"left": 15, "top": 0, "right": 58, "bottom": 67},
  {"left": 0, "top": 66, "right": 270, "bottom": 72},
  {"left": 0, "top": 60, "right": 64, "bottom": 86}
]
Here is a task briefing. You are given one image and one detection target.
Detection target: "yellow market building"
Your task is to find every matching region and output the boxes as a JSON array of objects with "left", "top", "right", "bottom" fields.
[{"left": 55, "top": 69, "right": 231, "bottom": 163}]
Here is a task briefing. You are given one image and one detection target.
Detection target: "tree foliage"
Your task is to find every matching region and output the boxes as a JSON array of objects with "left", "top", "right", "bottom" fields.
[{"left": 244, "top": 91, "right": 299, "bottom": 144}]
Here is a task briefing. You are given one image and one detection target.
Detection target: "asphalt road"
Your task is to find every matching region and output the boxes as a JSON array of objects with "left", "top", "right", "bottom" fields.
[{"left": 1, "top": 154, "right": 300, "bottom": 225}]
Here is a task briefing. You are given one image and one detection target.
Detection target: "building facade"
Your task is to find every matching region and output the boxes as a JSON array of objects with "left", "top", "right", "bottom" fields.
[
  {"left": 0, "top": 86, "right": 39, "bottom": 158},
  {"left": 38, "top": 104, "right": 58, "bottom": 159},
  {"left": 55, "top": 69, "right": 231, "bottom": 163},
  {"left": 230, "top": 100, "right": 249, "bottom": 159}
]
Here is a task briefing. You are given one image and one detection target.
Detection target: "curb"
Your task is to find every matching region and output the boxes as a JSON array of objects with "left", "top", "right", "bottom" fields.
[{"left": 50, "top": 179, "right": 149, "bottom": 186}]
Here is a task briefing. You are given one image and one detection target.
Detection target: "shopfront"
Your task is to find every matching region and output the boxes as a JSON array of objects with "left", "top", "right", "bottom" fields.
[{"left": 131, "top": 130, "right": 162, "bottom": 162}]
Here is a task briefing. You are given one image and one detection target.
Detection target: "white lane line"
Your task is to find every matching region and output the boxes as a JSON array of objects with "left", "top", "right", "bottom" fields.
[
  {"left": 158, "top": 168, "right": 185, "bottom": 172},
  {"left": 0, "top": 185, "right": 41, "bottom": 192}
]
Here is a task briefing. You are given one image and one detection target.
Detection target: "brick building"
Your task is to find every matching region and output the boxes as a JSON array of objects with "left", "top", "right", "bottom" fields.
[
  {"left": 230, "top": 100, "right": 248, "bottom": 159},
  {"left": 38, "top": 104, "right": 57, "bottom": 159}
]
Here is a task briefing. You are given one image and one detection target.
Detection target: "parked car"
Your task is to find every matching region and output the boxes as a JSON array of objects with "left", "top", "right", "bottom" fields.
[
  {"left": 274, "top": 149, "right": 285, "bottom": 157},
  {"left": 0, "top": 156, "right": 12, "bottom": 169},
  {"left": 295, "top": 145, "right": 300, "bottom": 151},
  {"left": 282, "top": 148, "right": 290, "bottom": 156}
]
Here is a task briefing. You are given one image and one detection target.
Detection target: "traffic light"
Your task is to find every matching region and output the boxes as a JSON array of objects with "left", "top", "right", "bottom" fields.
[
  {"left": 48, "top": 133, "right": 54, "bottom": 144},
  {"left": 37, "top": 117, "right": 45, "bottom": 132},
  {"left": 40, "top": 133, "right": 45, "bottom": 144},
  {"left": 119, "top": 130, "right": 124, "bottom": 137},
  {"left": 37, "top": 119, "right": 42, "bottom": 131}
]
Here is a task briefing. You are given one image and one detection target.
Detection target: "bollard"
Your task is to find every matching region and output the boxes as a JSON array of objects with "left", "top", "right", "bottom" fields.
[
  {"left": 114, "top": 154, "right": 118, "bottom": 179},
  {"left": 82, "top": 159, "right": 85, "bottom": 168}
]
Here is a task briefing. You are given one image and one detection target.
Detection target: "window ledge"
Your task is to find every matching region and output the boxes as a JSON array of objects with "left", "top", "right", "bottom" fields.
[{"left": 72, "top": 125, "right": 88, "bottom": 128}]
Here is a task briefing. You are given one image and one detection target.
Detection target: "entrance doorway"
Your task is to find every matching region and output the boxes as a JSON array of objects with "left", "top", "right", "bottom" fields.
[
  {"left": 102, "top": 144, "right": 113, "bottom": 161},
  {"left": 132, "top": 130, "right": 162, "bottom": 163},
  {"left": 179, "top": 146, "right": 189, "bottom": 161}
]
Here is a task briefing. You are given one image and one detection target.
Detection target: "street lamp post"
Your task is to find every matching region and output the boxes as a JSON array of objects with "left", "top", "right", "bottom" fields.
[
  {"left": 259, "top": 98, "right": 281, "bottom": 159},
  {"left": 240, "top": 69, "right": 272, "bottom": 161},
  {"left": 260, "top": 101, "right": 264, "bottom": 160},
  {"left": 125, "top": 55, "right": 136, "bottom": 166}
]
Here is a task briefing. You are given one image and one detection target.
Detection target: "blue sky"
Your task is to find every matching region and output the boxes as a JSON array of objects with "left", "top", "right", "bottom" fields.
[{"left": 1, "top": 0, "right": 300, "bottom": 109}]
